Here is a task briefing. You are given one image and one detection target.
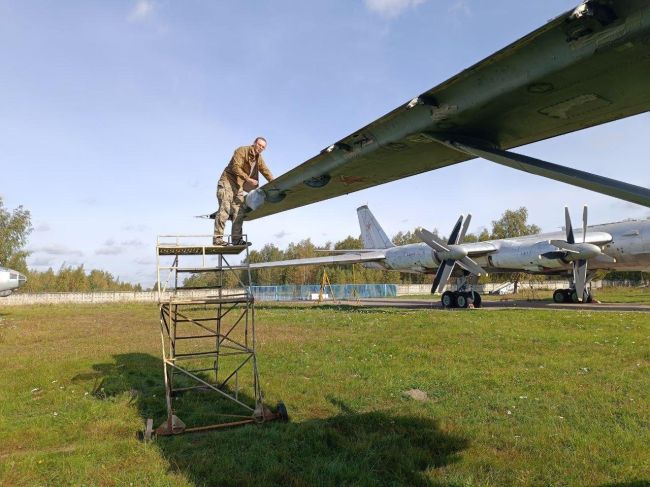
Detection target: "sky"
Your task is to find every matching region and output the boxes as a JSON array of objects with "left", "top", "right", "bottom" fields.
[{"left": 1, "top": 0, "right": 649, "bottom": 287}]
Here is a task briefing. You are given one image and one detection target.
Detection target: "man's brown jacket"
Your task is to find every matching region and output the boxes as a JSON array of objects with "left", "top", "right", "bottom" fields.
[{"left": 220, "top": 145, "right": 273, "bottom": 189}]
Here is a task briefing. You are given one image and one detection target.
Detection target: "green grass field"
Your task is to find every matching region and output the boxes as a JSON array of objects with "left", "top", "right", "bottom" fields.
[{"left": 1, "top": 303, "right": 649, "bottom": 486}]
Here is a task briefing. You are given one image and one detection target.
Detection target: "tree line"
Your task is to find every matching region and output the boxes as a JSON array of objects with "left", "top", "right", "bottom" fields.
[
  {"left": 22, "top": 265, "right": 142, "bottom": 293},
  {"left": 2, "top": 198, "right": 646, "bottom": 292},
  {"left": 0, "top": 197, "right": 141, "bottom": 293}
]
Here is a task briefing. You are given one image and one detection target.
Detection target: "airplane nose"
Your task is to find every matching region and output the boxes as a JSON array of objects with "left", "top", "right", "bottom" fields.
[{"left": 18, "top": 273, "right": 27, "bottom": 286}]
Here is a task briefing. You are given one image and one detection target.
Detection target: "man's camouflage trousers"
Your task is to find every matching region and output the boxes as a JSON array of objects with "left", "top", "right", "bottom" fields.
[{"left": 214, "top": 178, "right": 246, "bottom": 242}]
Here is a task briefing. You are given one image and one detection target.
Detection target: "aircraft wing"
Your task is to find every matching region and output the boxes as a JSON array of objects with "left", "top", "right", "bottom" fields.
[
  {"left": 245, "top": 0, "right": 650, "bottom": 220},
  {"left": 249, "top": 250, "right": 387, "bottom": 269}
]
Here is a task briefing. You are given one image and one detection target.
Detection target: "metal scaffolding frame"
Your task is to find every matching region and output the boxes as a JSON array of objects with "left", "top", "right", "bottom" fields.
[{"left": 146, "top": 234, "right": 286, "bottom": 438}]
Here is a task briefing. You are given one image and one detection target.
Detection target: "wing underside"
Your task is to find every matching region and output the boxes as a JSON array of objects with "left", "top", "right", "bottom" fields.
[{"left": 245, "top": 0, "right": 650, "bottom": 220}]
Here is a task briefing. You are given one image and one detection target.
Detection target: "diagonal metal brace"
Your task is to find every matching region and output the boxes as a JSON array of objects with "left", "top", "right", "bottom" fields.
[{"left": 428, "top": 135, "right": 650, "bottom": 208}]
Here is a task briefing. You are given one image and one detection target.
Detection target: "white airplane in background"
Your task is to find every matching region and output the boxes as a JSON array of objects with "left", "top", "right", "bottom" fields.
[
  {"left": 0, "top": 265, "right": 27, "bottom": 297},
  {"left": 249, "top": 206, "right": 650, "bottom": 308}
]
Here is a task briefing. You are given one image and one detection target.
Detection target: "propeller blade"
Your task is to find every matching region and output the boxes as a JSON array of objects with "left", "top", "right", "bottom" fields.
[
  {"left": 459, "top": 214, "right": 472, "bottom": 243},
  {"left": 448, "top": 215, "right": 464, "bottom": 245},
  {"left": 416, "top": 229, "right": 448, "bottom": 253},
  {"left": 457, "top": 256, "right": 486, "bottom": 276},
  {"left": 565, "top": 206, "right": 575, "bottom": 244},
  {"left": 431, "top": 260, "right": 456, "bottom": 294},
  {"left": 574, "top": 259, "right": 588, "bottom": 302},
  {"left": 431, "top": 262, "right": 446, "bottom": 293},
  {"left": 582, "top": 205, "right": 588, "bottom": 243}
]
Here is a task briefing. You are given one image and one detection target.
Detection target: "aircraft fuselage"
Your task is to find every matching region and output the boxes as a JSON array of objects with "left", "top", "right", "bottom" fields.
[
  {"left": 374, "top": 219, "right": 650, "bottom": 275},
  {"left": 0, "top": 266, "right": 27, "bottom": 297}
]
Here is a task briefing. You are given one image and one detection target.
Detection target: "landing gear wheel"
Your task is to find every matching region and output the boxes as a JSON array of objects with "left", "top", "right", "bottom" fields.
[
  {"left": 553, "top": 289, "right": 566, "bottom": 303},
  {"left": 276, "top": 401, "right": 289, "bottom": 422},
  {"left": 570, "top": 290, "right": 579, "bottom": 303},
  {"left": 456, "top": 293, "right": 468, "bottom": 308},
  {"left": 441, "top": 291, "right": 455, "bottom": 308}
]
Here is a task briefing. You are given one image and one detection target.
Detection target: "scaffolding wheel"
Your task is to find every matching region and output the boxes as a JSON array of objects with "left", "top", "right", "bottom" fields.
[{"left": 276, "top": 402, "right": 289, "bottom": 422}]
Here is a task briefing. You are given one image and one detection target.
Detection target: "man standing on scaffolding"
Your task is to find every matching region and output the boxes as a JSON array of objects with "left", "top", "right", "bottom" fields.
[{"left": 213, "top": 137, "right": 274, "bottom": 245}]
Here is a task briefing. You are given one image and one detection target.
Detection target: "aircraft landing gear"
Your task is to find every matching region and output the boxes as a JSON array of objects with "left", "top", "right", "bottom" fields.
[
  {"left": 441, "top": 290, "right": 482, "bottom": 309},
  {"left": 552, "top": 287, "right": 593, "bottom": 303}
]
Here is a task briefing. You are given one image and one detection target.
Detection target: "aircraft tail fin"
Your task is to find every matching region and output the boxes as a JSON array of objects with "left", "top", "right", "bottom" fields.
[{"left": 357, "top": 206, "right": 394, "bottom": 249}]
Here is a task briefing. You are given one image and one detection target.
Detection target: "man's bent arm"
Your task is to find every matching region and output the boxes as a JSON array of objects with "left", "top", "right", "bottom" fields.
[{"left": 258, "top": 157, "right": 274, "bottom": 182}]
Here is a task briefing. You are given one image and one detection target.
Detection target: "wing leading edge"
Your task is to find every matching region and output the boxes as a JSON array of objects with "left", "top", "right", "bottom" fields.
[{"left": 245, "top": 0, "right": 650, "bottom": 220}]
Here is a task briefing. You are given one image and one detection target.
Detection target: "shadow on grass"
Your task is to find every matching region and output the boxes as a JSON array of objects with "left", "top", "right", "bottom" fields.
[{"left": 76, "top": 353, "right": 469, "bottom": 486}]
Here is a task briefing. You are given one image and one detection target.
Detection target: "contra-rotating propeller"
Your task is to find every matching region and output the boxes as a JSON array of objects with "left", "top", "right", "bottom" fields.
[
  {"left": 415, "top": 214, "right": 486, "bottom": 294},
  {"left": 542, "top": 206, "right": 615, "bottom": 301}
]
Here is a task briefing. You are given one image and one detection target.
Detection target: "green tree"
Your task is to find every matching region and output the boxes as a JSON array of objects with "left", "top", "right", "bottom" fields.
[
  {"left": 490, "top": 207, "right": 541, "bottom": 240},
  {"left": 489, "top": 207, "right": 542, "bottom": 293},
  {"left": 0, "top": 197, "right": 32, "bottom": 272},
  {"left": 24, "top": 265, "right": 142, "bottom": 293}
]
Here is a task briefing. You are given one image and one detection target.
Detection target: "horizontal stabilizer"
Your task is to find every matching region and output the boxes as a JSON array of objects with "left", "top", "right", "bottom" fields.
[{"left": 248, "top": 251, "right": 386, "bottom": 270}]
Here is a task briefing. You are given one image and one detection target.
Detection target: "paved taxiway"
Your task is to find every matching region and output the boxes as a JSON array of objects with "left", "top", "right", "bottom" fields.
[{"left": 338, "top": 298, "right": 650, "bottom": 313}]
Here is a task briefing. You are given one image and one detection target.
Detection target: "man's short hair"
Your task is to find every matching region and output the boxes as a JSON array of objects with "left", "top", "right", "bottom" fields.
[{"left": 254, "top": 137, "right": 267, "bottom": 145}]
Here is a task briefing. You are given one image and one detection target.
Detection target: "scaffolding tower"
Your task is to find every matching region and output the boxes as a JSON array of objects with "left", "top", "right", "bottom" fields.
[{"left": 146, "top": 234, "right": 286, "bottom": 439}]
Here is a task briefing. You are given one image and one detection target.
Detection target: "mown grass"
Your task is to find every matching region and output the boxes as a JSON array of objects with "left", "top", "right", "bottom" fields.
[{"left": 0, "top": 303, "right": 648, "bottom": 486}]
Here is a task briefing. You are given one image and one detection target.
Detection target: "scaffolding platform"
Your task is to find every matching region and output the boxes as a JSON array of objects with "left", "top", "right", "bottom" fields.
[{"left": 146, "top": 234, "right": 287, "bottom": 439}]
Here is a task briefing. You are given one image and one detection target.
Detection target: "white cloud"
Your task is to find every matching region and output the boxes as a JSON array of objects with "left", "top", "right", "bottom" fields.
[
  {"left": 123, "top": 224, "right": 149, "bottom": 232},
  {"left": 34, "top": 223, "right": 51, "bottom": 232},
  {"left": 80, "top": 196, "right": 98, "bottom": 206},
  {"left": 364, "top": 0, "right": 426, "bottom": 18},
  {"left": 121, "top": 239, "right": 144, "bottom": 247},
  {"left": 96, "top": 246, "right": 124, "bottom": 256},
  {"left": 448, "top": 0, "right": 471, "bottom": 17},
  {"left": 128, "top": 0, "right": 155, "bottom": 23},
  {"left": 96, "top": 240, "right": 125, "bottom": 255},
  {"left": 31, "top": 245, "right": 84, "bottom": 257},
  {"left": 30, "top": 257, "right": 55, "bottom": 267}
]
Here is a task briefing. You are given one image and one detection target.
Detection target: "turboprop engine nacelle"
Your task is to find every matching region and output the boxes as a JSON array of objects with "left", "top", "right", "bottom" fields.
[
  {"left": 487, "top": 243, "right": 550, "bottom": 269},
  {"left": 384, "top": 244, "right": 437, "bottom": 271}
]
